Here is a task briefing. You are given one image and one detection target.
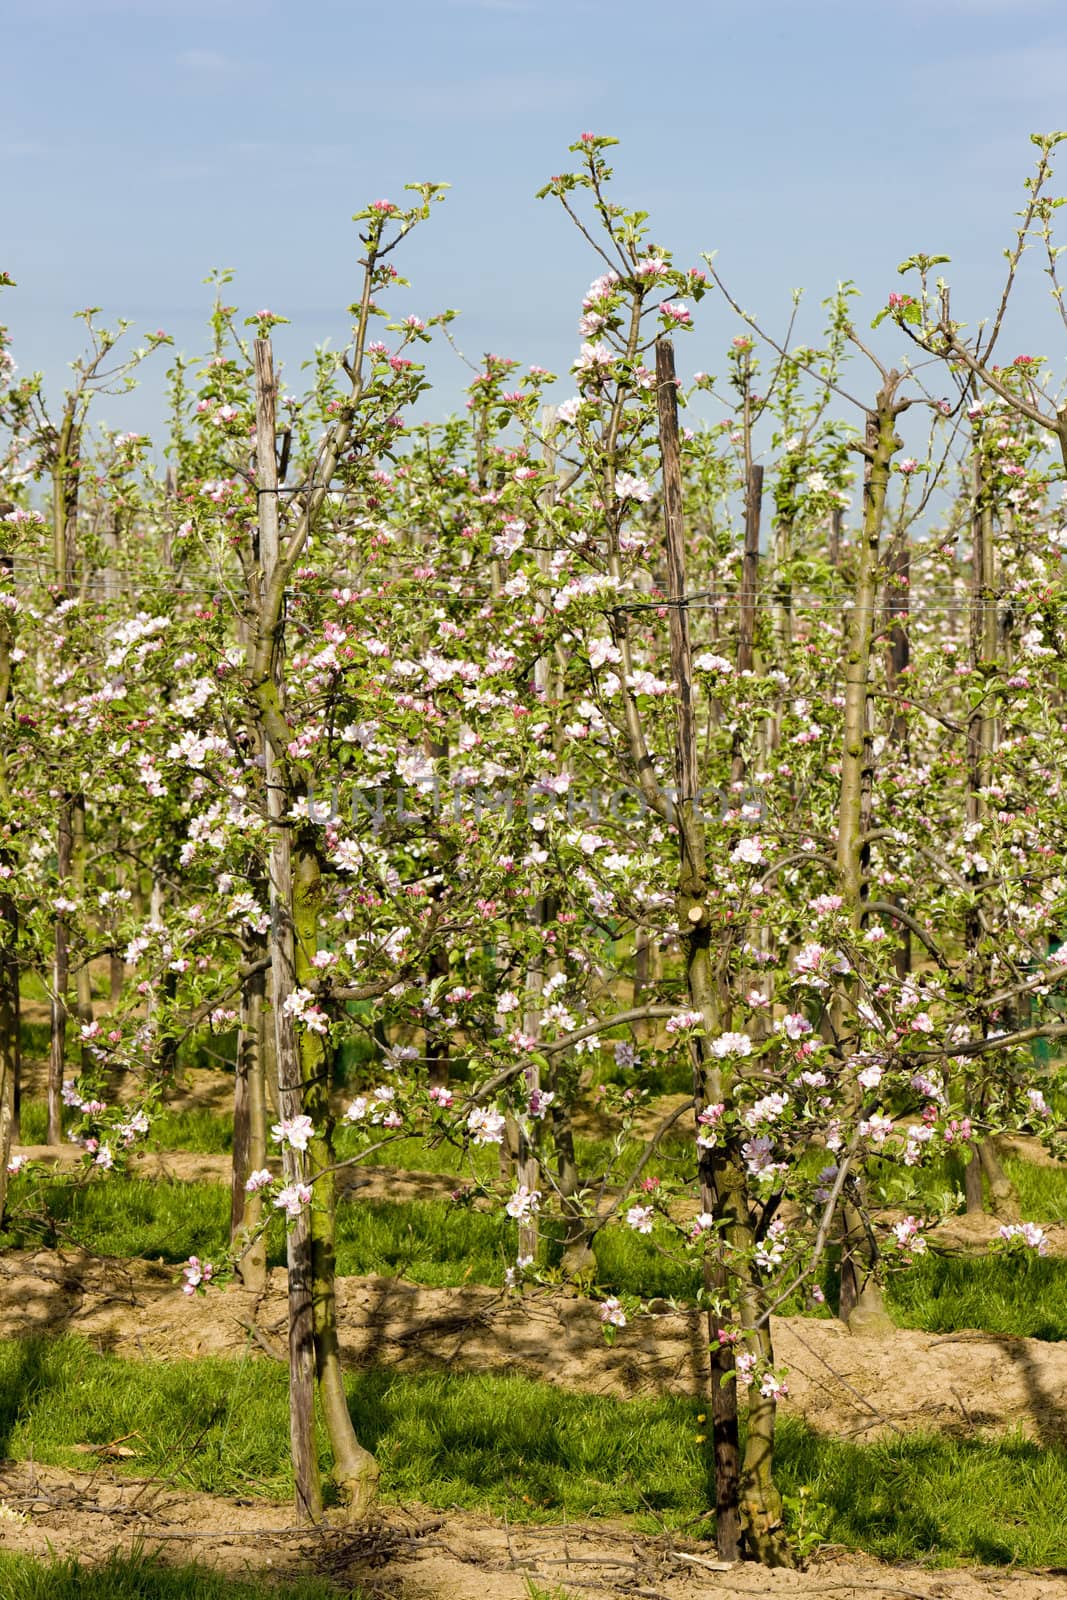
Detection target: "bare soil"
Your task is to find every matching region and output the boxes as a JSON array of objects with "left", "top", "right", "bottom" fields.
[
  {"left": 8, "top": 1058, "right": 1067, "bottom": 1592},
  {"left": 1, "top": 1459, "right": 1066, "bottom": 1600},
  {"left": 11, "top": 1144, "right": 467, "bottom": 1204},
  {"left": 0, "top": 1250, "right": 1064, "bottom": 1448}
]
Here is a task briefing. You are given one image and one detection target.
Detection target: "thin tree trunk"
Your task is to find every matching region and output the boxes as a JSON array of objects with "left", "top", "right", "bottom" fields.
[
  {"left": 256, "top": 337, "right": 321, "bottom": 1525},
  {"left": 658, "top": 338, "right": 789, "bottom": 1566},
  {"left": 963, "top": 440, "right": 1020, "bottom": 1219},
  {"left": 296, "top": 844, "right": 380, "bottom": 1517},
  {"left": 232, "top": 934, "right": 268, "bottom": 1292},
  {"left": 0, "top": 884, "right": 17, "bottom": 1208},
  {"left": 255, "top": 335, "right": 378, "bottom": 1521},
  {"left": 48, "top": 803, "right": 72, "bottom": 1144},
  {"left": 515, "top": 409, "right": 558, "bottom": 1269},
  {"left": 829, "top": 506, "right": 842, "bottom": 567},
  {"left": 736, "top": 466, "right": 762, "bottom": 678},
  {"left": 48, "top": 402, "right": 79, "bottom": 1141},
  {"left": 71, "top": 798, "right": 93, "bottom": 1068},
  {"left": 0, "top": 585, "right": 20, "bottom": 1149},
  {"left": 884, "top": 533, "right": 911, "bottom": 978},
  {"left": 834, "top": 381, "right": 902, "bottom": 1337}
]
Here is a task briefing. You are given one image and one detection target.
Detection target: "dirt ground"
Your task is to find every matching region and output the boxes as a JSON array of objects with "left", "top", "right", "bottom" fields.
[
  {"left": 0, "top": 1248, "right": 1064, "bottom": 1448},
  {"left": 7, "top": 1060, "right": 1067, "bottom": 1592},
  {"left": 1, "top": 1458, "right": 1066, "bottom": 1600}
]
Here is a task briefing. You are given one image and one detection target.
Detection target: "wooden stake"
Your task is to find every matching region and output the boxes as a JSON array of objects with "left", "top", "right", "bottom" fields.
[
  {"left": 255, "top": 337, "right": 321, "bottom": 1524},
  {"left": 657, "top": 337, "right": 744, "bottom": 1564},
  {"left": 737, "top": 466, "right": 763, "bottom": 678}
]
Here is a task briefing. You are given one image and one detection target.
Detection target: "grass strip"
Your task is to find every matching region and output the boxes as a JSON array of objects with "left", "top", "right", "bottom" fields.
[
  {"left": 6, "top": 1172, "right": 1067, "bottom": 1338},
  {"left": 0, "top": 1548, "right": 347, "bottom": 1599},
  {"left": 0, "top": 1338, "right": 1064, "bottom": 1565}
]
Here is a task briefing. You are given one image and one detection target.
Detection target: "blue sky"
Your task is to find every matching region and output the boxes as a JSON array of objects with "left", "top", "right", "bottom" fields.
[{"left": 4, "top": 0, "right": 1067, "bottom": 444}]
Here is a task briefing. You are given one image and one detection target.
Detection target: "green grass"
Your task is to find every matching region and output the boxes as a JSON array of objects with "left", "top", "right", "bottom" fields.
[
  {"left": 0, "top": 1171, "right": 715, "bottom": 1299},
  {"left": 335, "top": 1128, "right": 496, "bottom": 1180},
  {"left": 17, "top": 1020, "right": 52, "bottom": 1062},
  {"left": 337, "top": 1198, "right": 516, "bottom": 1283},
  {"left": 0, "top": 1337, "right": 1064, "bottom": 1565},
  {"left": 0, "top": 1338, "right": 298, "bottom": 1500},
  {"left": 17, "top": 1098, "right": 48, "bottom": 1144},
  {"left": 774, "top": 1423, "right": 1067, "bottom": 1566},
  {"left": 1, "top": 1177, "right": 525, "bottom": 1284},
  {"left": 0, "top": 1550, "right": 347, "bottom": 1600},
  {"left": 13, "top": 1099, "right": 234, "bottom": 1155},
  {"left": 886, "top": 1250, "right": 1067, "bottom": 1341},
  {"left": 1004, "top": 1156, "right": 1067, "bottom": 1223},
  {"left": 8, "top": 1172, "right": 1067, "bottom": 1341},
  {"left": 150, "top": 1107, "right": 234, "bottom": 1155},
  {"left": 592, "top": 1227, "right": 701, "bottom": 1301},
  {"left": 1, "top": 1177, "right": 234, "bottom": 1266}
]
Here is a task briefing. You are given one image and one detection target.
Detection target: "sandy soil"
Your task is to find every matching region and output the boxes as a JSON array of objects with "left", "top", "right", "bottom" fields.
[
  {"left": 1, "top": 1459, "right": 1066, "bottom": 1599},
  {"left": 11, "top": 1144, "right": 468, "bottom": 1204},
  {"left": 8, "top": 1058, "right": 1067, "bottom": 1592},
  {"left": 0, "top": 1250, "right": 1064, "bottom": 1448}
]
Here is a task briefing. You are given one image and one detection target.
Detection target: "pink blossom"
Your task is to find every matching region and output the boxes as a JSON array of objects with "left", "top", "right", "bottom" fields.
[
  {"left": 998, "top": 1221, "right": 1048, "bottom": 1254},
  {"left": 809, "top": 894, "right": 843, "bottom": 916},
  {"left": 182, "top": 1256, "right": 213, "bottom": 1296},
  {"left": 892, "top": 1216, "right": 927, "bottom": 1255},
  {"left": 271, "top": 1114, "right": 314, "bottom": 1152},
  {"left": 468, "top": 1106, "right": 507, "bottom": 1145},
  {"left": 732, "top": 836, "right": 764, "bottom": 866},
  {"left": 274, "top": 1183, "right": 313, "bottom": 1219},
  {"left": 615, "top": 471, "right": 653, "bottom": 502},
  {"left": 505, "top": 1185, "right": 541, "bottom": 1221},
  {"left": 666, "top": 1010, "right": 704, "bottom": 1034},
  {"left": 599, "top": 1296, "right": 627, "bottom": 1327},
  {"left": 711, "top": 1031, "right": 752, "bottom": 1058}
]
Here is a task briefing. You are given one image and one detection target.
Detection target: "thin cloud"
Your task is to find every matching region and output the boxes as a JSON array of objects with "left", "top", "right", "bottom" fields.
[
  {"left": 381, "top": 71, "right": 604, "bottom": 121},
  {"left": 914, "top": 42, "right": 1067, "bottom": 105},
  {"left": 177, "top": 47, "right": 233, "bottom": 73},
  {"left": 448, "top": 0, "right": 533, "bottom": 11}
]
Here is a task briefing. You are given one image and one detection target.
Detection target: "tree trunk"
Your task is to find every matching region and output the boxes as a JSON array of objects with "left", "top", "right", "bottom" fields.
[
  {"left": 884, "top": 533, "right": 911, "bottom": 977},
  {"left": 256, "top": 337, "right": 321, "bottom": 1525},
  {"left": 254, "top": 335, "right": 378, "bottom": 1521},
  {"left": 833, "top": 381, "right": 904, "bottom": 1337},
  {"left": 963, "top": 1143, "right": 984, "bottom": 1213},
  {"left": 71, "top": 797, "right": 93, "bottom": 1069},
  {"left": 232, "top": 935, "right": 268, "bottom": 1293},
  {"left": 295, "top": 841, "right": 380, "bottom": 1518},
  {"left": 0, "top": 587, "right": 21, "bottom": 1148},
  {"left": 48, "top": 802, "right": 72, "bottom": 1144},
  {"left": 0, "top": 887, "right": 17, "bottom": 1214},
  {"left": 962, "top": 439, "right": 1018, "bottom": 1220},
  {"left": 977, "top": 1139, "right": 1021, "bottom": 1221},
  {"left": 657, "top": 338, "right": 789, "bottom": 1565}
]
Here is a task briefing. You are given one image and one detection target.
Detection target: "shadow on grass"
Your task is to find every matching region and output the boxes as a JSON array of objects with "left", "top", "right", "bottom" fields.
[
  {"left": 0, "top": 1548, "right": 344, "bottom": 1599},
  {"left": 344, "top": 1367, "right": 1067, "bottom": 1563},
  {"left": 0, "top": 1338, "right": 1065, "bottom": 1566},
  {"left": 774, "top": 1418, "right": 1067, "bottom": 1566},
  {"left": 0, "top": 1338, "right": 57, "bottom": 1460},
  {"left": 886, "top": 1252, "right": 1067, "bottom": 1342}
]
